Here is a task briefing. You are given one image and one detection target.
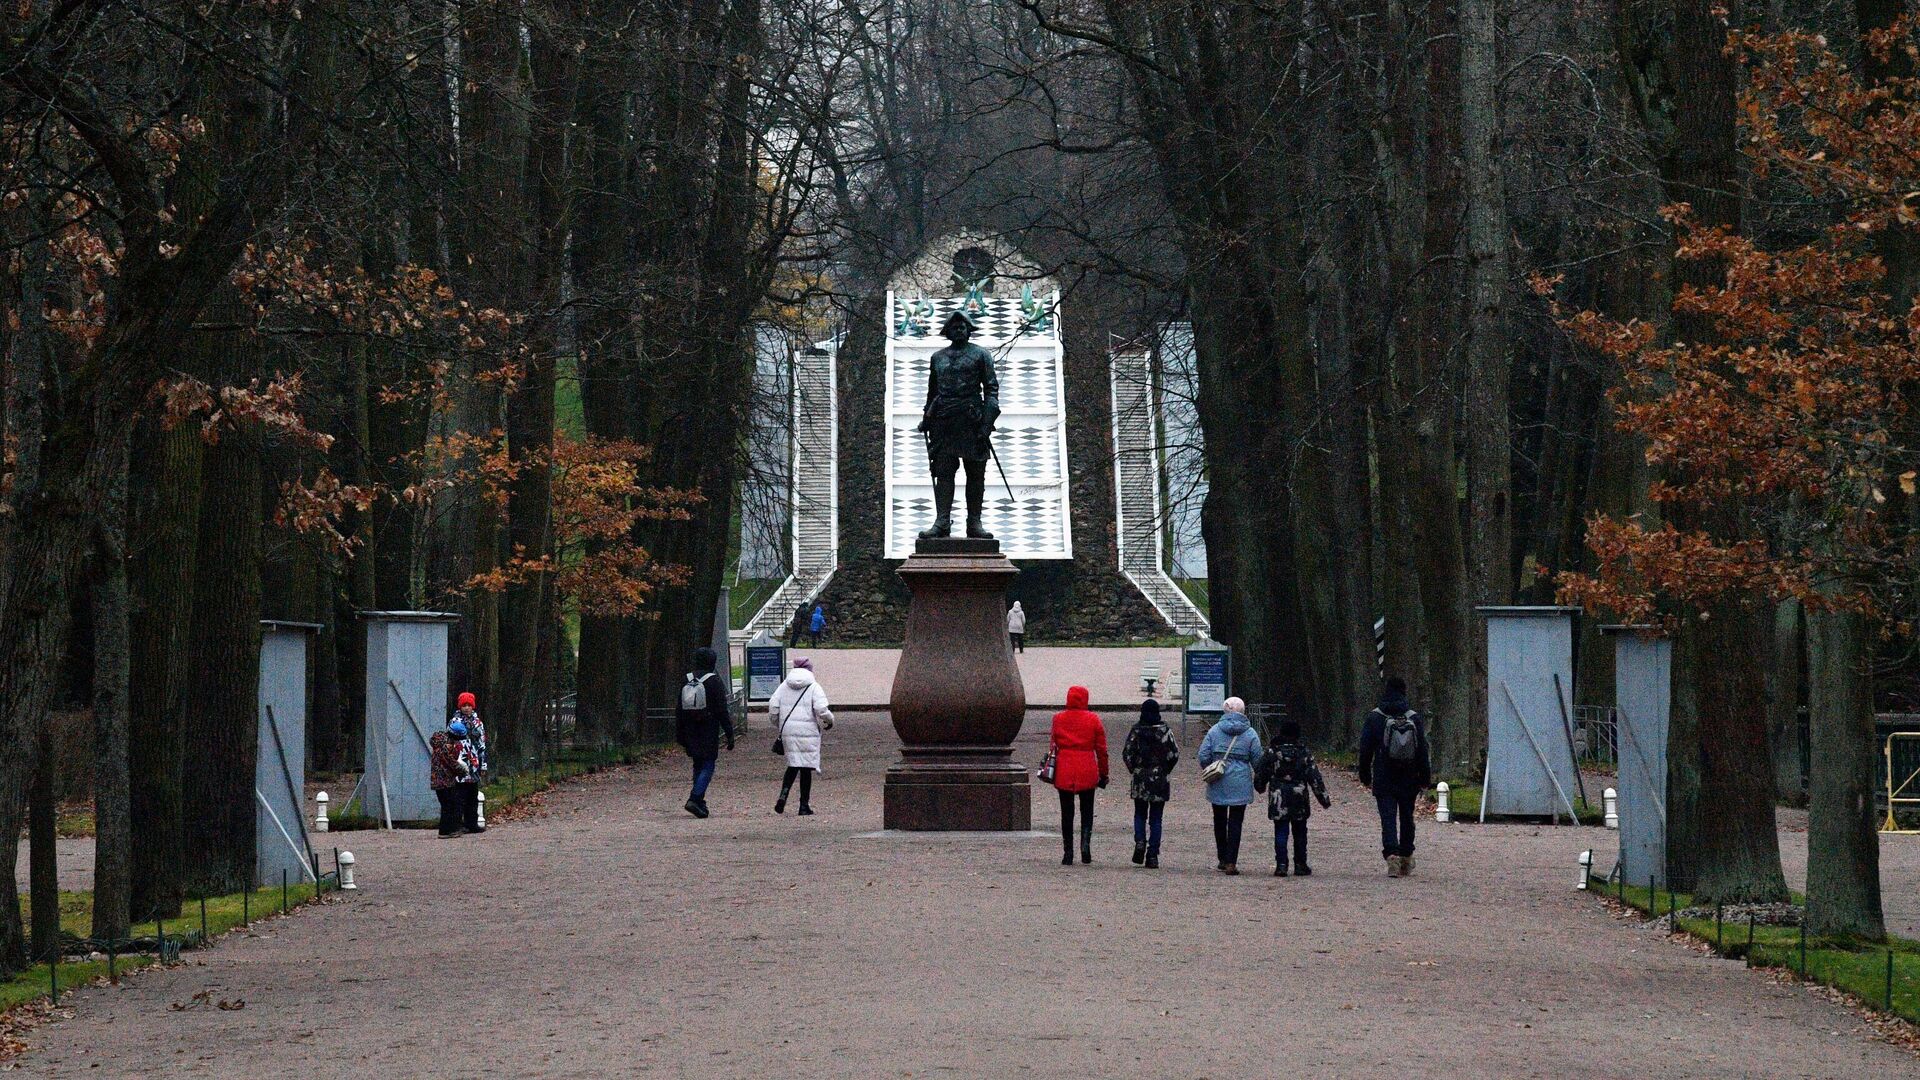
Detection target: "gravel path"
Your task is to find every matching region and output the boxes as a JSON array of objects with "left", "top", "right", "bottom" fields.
[{"left": 12, "top": 712, "right": 1917, "bottom": 1077}]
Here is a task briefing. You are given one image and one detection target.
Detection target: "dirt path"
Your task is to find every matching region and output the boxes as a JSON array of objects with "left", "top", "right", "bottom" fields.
[{"left": 13, "top": 713, "right": 1917, "bottom": 1077}]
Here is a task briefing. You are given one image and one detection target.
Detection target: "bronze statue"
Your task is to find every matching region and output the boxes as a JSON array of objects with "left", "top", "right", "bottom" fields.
[{"left": 917, "top": 311, "right": 998, "bottom": 539}]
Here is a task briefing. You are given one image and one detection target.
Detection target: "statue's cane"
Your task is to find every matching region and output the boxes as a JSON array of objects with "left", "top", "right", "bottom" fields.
[{"left": 985, "top": 429, "right": 1017, "bottom": 507}]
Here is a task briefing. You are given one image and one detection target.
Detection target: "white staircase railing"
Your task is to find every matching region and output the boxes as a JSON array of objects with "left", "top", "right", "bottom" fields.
[
  {"left": 1109, "top": 343, "right": 1210, "bottom": 636},
  {"left": 740, "top": 340, "right": 839, "bottom": 640}
]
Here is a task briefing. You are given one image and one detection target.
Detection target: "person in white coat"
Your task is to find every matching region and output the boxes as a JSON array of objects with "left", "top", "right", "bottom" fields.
[
  {"left": 1007, "top": 601, "right": 1027, "bottom": 653},
  {"left": 769, "top": 657, "right": 833, "bottom": 814}
]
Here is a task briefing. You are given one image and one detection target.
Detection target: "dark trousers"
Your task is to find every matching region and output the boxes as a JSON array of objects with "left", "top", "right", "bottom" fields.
[
  {"left": 1011, "top": 632, "right": 1025, "bottom": 653},
  {"left": 436, "top": 787, "right": 460, "bottom": 835},
  {"left": 1273, "top": 816, "right": 1308, "bottom": 867},
  {"left": 1375, "top": 788, "right": 1417, "bottom": 857},
  {"left": 457, "top": 782, "right": 481, "bottom": 831},
  {"left": 780, "top": 766, "right": 814, "bottom": 805},
  {"left": 1132, "top": 799, "right": 1164, "bottom": 850},
  {"left": 808, "top": 630, "right": 822, "bottom": 647},
  {"left": 690, "top": 756, "right": 717, "bottom": 801},
  {"left": 1211, "top": 804, "right": 1246, "bottom": 865},
  {"left": 1059, "top": 788, "right": 1095, "bottom": 852}
]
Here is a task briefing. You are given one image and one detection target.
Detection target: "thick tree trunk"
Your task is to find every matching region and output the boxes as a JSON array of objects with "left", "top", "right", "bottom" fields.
[
  {"left": 90, "top": 429, "right": 133, "bottom": 942},
  {"left": 1460, "top": 0, "right": 1512, "bottom": 755},
  {"left": 127, "top": 422, "right": 202, "bottom": 920},
  {"left": 1804, "top": 597, "right": 1885, "bottom": 939},
  {"left": 179, "top": 421, "right": 264, "bottom": 896}
]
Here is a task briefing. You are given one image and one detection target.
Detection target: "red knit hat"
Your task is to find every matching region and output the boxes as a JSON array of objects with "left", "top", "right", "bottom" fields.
[{"left": 457, "top": 692, "right": 476, "bottom": 709}]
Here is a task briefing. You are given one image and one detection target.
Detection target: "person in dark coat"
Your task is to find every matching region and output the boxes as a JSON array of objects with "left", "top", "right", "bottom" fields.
[
  {"left": 1254, "top": 718, "right": 1330, "bottom": 876},
  {"left": 1358, "top": 675, "right": 1433, "bottom": 876},
  {"left": 1121, "top": 699, "right": 1178, "bottom": 868},
  {"left": 674, "top": 646, "right": 735, "bottom": 818},
  {"left": 788, "top": 602, "right": 808, "bottom": 648},
  {"left": 1049, "top": 686, "right": 1109, "bottom": 866}
]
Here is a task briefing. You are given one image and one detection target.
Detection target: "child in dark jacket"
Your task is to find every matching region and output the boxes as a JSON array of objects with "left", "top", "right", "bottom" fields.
[
  {"left": 1253, "top": 718, "right": 1330, "bottom": 876},
  {"left": 1121, "top": 699, "right": 1179, "bottom": 869}
]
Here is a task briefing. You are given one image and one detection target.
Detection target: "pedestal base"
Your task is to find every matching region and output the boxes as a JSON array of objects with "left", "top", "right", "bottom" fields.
[{"left": 882, "top": 748, "right": 1032, "bottom": 831}]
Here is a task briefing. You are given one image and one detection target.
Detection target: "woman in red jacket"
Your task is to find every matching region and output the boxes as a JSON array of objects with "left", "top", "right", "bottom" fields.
[{"left": 1050, "top": 686, "right": 1109, "bottom": 866}]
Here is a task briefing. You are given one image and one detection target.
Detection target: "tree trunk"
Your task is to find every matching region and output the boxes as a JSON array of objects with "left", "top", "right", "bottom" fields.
[
  {"left": 179, "top": 420, "right": 264, "bottom": 897},
  {"left": 127, "top": 422, "right": 202, "bottom": 920},
  {"left": 89, "top": 428, "right": 133, "bottom": 943},
  {"left": 29, "top": 720, "right": 58, "bottom": 964},
  {"left": 1767, "top": 600, "right": 1805, "bottom": 806},
  {"left": 1804, "top": 597, "right": 1885, "bottom": 939},
  {"left": 1460, "top": 0, "right": 1512, "bottom": 756}
]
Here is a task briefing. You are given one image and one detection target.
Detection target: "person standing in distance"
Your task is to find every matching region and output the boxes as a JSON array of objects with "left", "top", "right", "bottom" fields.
[
  {"left": 675, "top": 647, "right": 735, "bottom": 818},
  {"left": 1358, "top": 675, "right": 1432, "bottom": 876}
]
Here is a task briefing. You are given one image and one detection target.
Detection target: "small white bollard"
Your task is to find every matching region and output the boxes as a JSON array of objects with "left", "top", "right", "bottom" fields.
[
  {"left": 1577, "top": 848, "right": 1594, "bottom": 889},
  {"left": 313, "top": 790, "right": 330, "bottom": 833},
  {"left": 1434, "top": 781, "right": 1451, "bottom": 823},
  {"left": 476, "top": 790, "right": 487, "bottom": 829},
  {"left": 1603, "top": 786, "right": 1619, "bottom": 830},
  {"left": 337, "top": 850, "right": 358, "bottom": 891}
]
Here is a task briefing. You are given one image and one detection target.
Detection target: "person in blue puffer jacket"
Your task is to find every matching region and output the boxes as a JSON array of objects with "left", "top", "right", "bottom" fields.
[{"left": 1197, "top": 697, "right": 1263, "bottom": 875}]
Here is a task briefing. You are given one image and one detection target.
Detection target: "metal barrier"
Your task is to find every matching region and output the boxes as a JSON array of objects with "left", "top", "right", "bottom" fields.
[
  {"left": 1571, "top": 705, "right": 1618, "bottom": 769},
  {"left": 1882, "top": 731, "right": 1920, "bottom": 833}
]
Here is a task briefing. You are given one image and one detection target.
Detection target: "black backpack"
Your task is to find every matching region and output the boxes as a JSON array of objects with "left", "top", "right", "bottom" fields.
[{"left": 1383, "top": 711, "right": 1420, "bottom": 763}]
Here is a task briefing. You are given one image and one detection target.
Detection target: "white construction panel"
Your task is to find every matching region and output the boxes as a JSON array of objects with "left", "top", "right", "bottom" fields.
[
  {"left": 1481, "top": 606, "right": 1582, "bottom": 820},
  {"left": 884, "top": 292, "right": 1072, "bottom": 559},
  {"left": 257, "top": 623, "right": 317, "bottom": 886}
]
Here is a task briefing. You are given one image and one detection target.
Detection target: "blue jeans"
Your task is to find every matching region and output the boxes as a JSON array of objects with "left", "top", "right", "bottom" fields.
[
  {"left": 1273, "top": 817, "right": 1308, "bottom": 866},
  {"left": 1375, "top": 788, "right": 1416, "bottom": 857},
  {"left": 1132, "top": 799, "right": 1164, "bottom": 850},
  {"left": 690, "top": 757, "right": 717, "bottom": 801}
]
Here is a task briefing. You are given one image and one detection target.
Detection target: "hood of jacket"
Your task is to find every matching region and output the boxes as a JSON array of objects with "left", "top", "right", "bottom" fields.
[
  {"left": 1066, "top": 685, "right": 1090, "bottom": 709},
  {"left": 1215, "top": 712, "right": 1251, "bottom": 736},
  {"left": 786, "top": 668, "right": 817, "bottom": 692}
]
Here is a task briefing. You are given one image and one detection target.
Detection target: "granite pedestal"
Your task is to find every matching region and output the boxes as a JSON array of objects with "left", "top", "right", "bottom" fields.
[{"left": 884, "top": 536, "right": 1032, "bottom": 830}]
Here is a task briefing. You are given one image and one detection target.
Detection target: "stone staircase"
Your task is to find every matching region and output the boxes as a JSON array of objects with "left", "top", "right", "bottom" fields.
[
  {"left": 740, "top": 342, "right": 838, "bottom": 640},
  {"left": 1109, "top": 346, "right": 1210, "bottom": 636}
]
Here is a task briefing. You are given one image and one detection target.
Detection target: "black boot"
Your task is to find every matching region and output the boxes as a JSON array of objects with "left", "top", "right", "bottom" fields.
[
  {"left": 1295, "top": 861, "right": 1312, "bottom": 876},
  {"left": 797, "top": 804, "right": 814, "bottom": 816},
  {"left": 1080, "top": 825, "right": 1093, "bottom": 865},
  {"left": 1132, "top": 842, "right": 1146, "bottom": 865},
  {"left": 965, "top": 514, "right": 993, "bottom": 540},
  {"left": 1144, "top": 849, "right": 1159, "bottom": 869},
  {"left": 918, "top": 515, "right": 952, "bottom": 540},
  {"left": 1274, "top": 862, "right": 1290, "bottom": 877},
  {"left": 775, "top": 784, "right": 790, "bottom": 814}
]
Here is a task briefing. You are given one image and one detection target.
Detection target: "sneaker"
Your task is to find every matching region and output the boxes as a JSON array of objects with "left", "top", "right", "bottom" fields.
[
  {"left": 1273, "top": 864, "right": 1288, "bottom": 877},
  {"left": 1294, "top": 862, "right": 1312, "bottom": 876},
  {"left": 1145, "top": 852, "right": 1158, "bottom": 869},
  {"left": 1132, "top": 843, "right": 1146, "bottom": 865},
  {"left": 438, "top": 831, "right": 460, "bottom": 839},
  {"left": 1223, "top": 864, "right": 1240, "bottom": 876},
  {"left": 465, "top": 826, "right": 487, "bottom": 835},
  {"left": 684, "top": 799, "right": 702, "bottom": 817},
  {"left": 1401, "top": 853, "right": 1415, "bottom": 875},
  {"left": 1385, "top": 854, "right": 1402, "bottom": 876}
]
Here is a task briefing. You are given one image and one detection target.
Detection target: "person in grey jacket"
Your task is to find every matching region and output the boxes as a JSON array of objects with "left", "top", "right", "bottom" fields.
[{"left": 1197, "top": 697, "right": 1263, "bottom": 875}]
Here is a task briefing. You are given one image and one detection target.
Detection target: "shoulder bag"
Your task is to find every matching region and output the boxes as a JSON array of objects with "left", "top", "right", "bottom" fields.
[
  {"left": 1200, "top": 732, "right": 1241, "bottom": 784},
  {"left": 1036, "top": 738, "right": 1058, "bottom": 785},
  {"left": 771, "top": 688, "right": 810, "bottom": 756}
]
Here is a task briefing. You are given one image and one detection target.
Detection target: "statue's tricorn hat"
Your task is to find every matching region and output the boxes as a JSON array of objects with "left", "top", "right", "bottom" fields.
[{"left": 940, "top": 311, "right": 976, "bottom": 335}]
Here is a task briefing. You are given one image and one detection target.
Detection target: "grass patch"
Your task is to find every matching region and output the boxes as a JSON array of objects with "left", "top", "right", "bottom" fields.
[
  {"left": 1174, "top": 577, "right": 1209, "bottom": 617},
  {"left": 6, "top": 879, "right": 329, "bottom": 1014},
  {"left": 1593, "top": 875, "right": 1920, "bottom": 1022},
  {"left": 1441, "top": 783, "right": 1605, "bottom": 825}
]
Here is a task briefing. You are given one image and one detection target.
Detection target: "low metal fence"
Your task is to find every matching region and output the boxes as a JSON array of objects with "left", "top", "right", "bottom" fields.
[{"left": 1571, "top": 705, "right": 1617, "bottom": 770}]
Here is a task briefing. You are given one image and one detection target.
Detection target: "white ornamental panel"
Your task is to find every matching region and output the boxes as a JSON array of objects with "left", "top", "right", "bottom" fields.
[{"left": 884, "top": 291, "right": 1073, "bottom": 560}]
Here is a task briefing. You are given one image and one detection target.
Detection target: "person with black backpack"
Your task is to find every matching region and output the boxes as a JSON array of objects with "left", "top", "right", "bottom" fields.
[
  {"left": 674, "top": 647, "right": 735, "bottom": 818},
  {"left": 1121, "top": 698, "right": 1179, "bottom": 868},
  {"left": 1253, "top": 718, "right": 1330, "bottom": 877},
  {"left": 1358, "top": 675, "right": 1433, "bottom": 877}
]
